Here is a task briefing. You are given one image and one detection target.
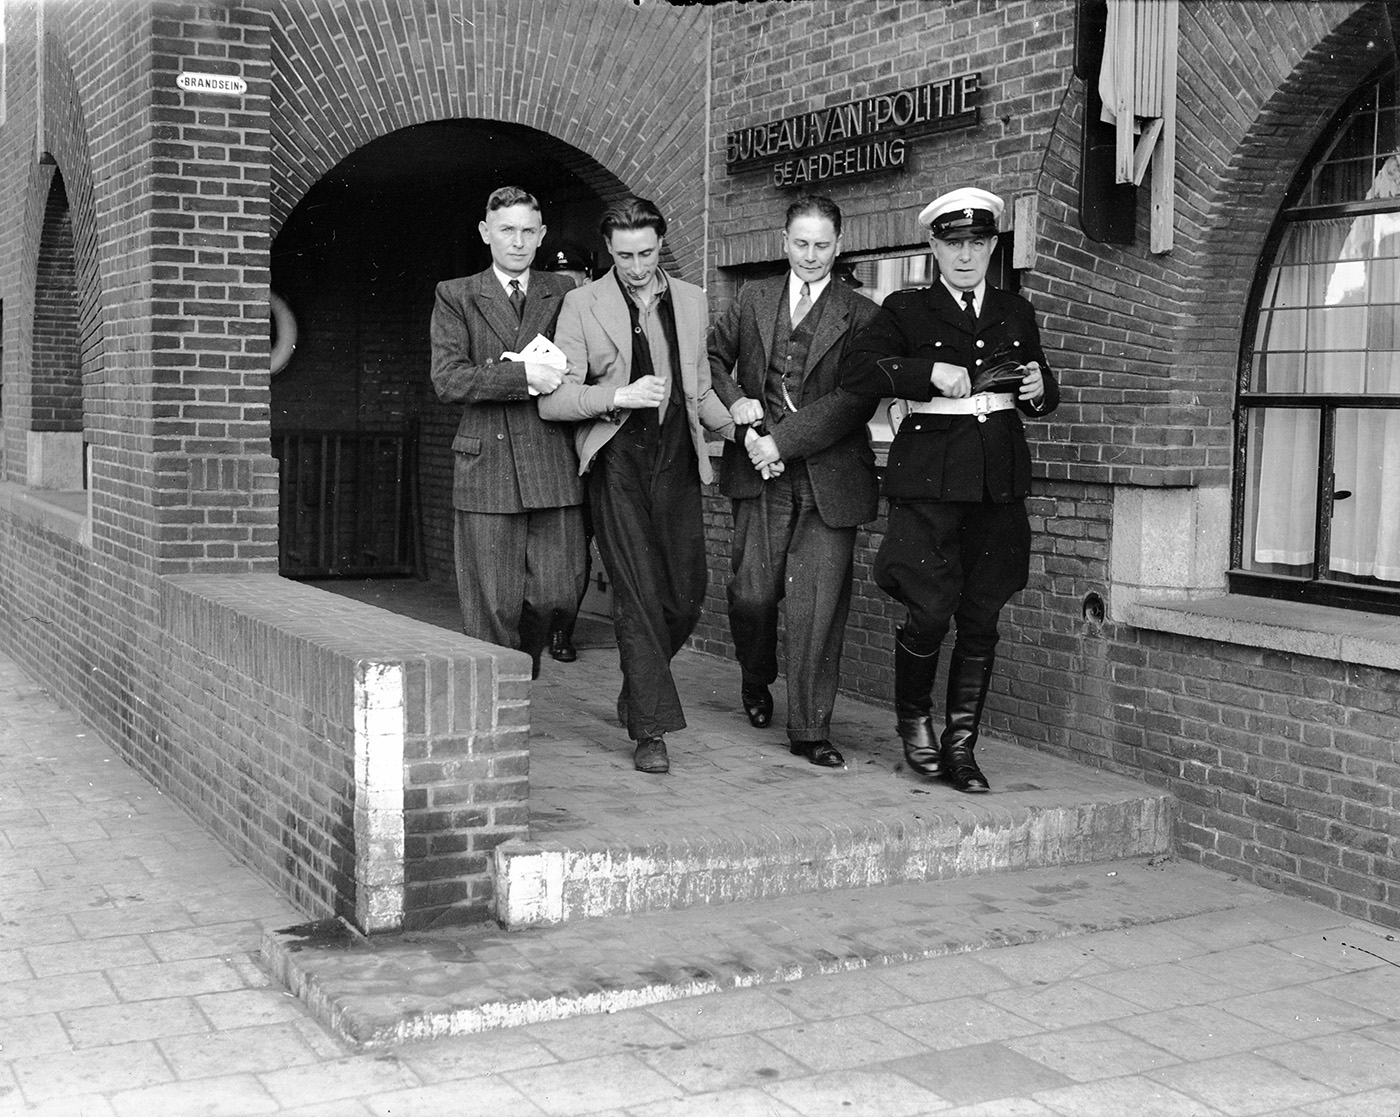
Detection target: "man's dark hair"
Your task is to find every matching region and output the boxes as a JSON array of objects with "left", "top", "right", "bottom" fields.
[
  {"left": 785, "top": 195, "right": 842, "bottom": 237},
  {"left": 599, "top": 196, "right": 667, "bottom": 240},
  {"left": 486, "top": 186, "right": 541, "bottom": 216}
]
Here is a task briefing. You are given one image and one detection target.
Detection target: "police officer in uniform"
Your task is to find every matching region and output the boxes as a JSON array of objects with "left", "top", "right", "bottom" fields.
[{"left": 840, "top": 187, "right": 1059, "bottom": 792}]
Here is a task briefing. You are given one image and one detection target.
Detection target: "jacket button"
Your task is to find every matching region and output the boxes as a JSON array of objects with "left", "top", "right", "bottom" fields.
[
  {"left": 497, "top": 433, "right": 505, "bottom": 440},
  {"left": 976, "top": 339, "right": 985, "bottom": 348}
]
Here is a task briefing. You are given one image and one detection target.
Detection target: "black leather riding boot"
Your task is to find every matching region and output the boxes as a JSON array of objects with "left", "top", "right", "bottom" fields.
[
  {"left": 941, "top": 653, "right": 995, "bottom": 792},
  {"left": 895, "top": 626, "right": 941, "bottom": 777}
]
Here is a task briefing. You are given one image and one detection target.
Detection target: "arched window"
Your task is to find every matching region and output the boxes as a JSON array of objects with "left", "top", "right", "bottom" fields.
[{"left": 1234, "top": 66, "right": 1400, "bottom": 614}]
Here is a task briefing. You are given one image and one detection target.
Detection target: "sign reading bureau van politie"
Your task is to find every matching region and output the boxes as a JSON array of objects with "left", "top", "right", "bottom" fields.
[{"left": 726, "top": 72, "right": 981, "bottom": 188}]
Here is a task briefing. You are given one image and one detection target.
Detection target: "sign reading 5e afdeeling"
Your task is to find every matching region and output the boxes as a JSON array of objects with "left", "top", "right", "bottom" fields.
[
  {"left": 176, "top": 72, "right": 247, "bottom": 95},
  {"left": 726, "top": 72, "right": 981, "bottom": 188}
]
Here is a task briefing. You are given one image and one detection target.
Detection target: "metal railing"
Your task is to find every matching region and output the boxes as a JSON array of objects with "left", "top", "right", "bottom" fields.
[{"left": 273, "top": 425, "right": 423, "bottom": 578}]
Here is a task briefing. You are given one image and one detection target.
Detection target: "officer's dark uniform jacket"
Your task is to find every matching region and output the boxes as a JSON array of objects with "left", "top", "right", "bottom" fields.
[{"left": 841, "top": 282, "right": 1059, "bottom": 502}]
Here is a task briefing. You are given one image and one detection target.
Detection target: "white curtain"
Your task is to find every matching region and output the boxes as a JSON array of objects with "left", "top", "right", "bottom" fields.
[{"left": 1251, "top": 213, "right": 1400, "bottom": 581}]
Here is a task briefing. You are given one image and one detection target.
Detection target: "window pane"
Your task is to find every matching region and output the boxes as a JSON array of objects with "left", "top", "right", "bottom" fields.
[
  {"left": 1243, "top": 408, "right": 1318, "bottom": 573},
  {"left": 1329, "top": 408, "right": 1400, "bottom": 583},
  {"left": 1365, "top": 350, "right": 1400, "bottom": 391},
  {"left": 1298, "top": 80, "right": 1400, "bottom": 207},
  {"left": 1306, "top": 349, "right": 1365, "bottom": 392},
  {"left": 1250, "top": 351, "right": 1304, "bottom": 393}
]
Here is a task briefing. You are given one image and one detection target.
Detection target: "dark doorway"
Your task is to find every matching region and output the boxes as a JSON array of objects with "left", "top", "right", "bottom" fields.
[{"left": 269, "top": 119, "right": 627, "bottom": 586}]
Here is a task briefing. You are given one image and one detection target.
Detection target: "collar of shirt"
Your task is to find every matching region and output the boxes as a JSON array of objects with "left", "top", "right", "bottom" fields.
[
  {"left": 617, "top": 266, "right": 669, "bottom": 310},
  {"left": 940, "top": 276, "right": 985, "bottom": 317},
  {"left": 493, "top": 265, "right": 528, "bottom": 296},
  {"left": 788, "top": 271, "right": 832, "bottom": 316}
]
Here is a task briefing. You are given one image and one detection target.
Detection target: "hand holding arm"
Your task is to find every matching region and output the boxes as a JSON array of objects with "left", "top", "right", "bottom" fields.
[
  {"left": 525, "top": 362, "right": 565, "bottom": 395},
  {"left": 729, "top": 397, "right": 764, "bottom": 426}
]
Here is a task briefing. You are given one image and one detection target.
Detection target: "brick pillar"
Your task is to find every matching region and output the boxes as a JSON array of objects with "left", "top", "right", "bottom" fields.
[{"left": 147, "top": 2, "right": 278, "bottom": 574}]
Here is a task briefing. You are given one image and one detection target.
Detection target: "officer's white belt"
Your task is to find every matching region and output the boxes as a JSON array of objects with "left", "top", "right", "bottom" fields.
[{"left": 904, "top": 392, "right": 1016, "bottom": 417}]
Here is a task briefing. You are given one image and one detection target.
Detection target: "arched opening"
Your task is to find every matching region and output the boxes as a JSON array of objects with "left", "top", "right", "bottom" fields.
[
  {"left": 269, "top": 119, "right": 629, "bottom": 630},
  {"left": 29, "top": 169, "right": 85, "bottom": 494}
]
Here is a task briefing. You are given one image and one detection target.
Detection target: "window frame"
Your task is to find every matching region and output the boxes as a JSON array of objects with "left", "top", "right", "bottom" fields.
[{"left": 1231, "top": 62, "right": 1400, "bottom": 617}]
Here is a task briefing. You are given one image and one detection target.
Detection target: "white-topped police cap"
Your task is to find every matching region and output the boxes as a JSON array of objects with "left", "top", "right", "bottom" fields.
[{"left": 918, "top": 187, "right": 1004, "bottom": 239}]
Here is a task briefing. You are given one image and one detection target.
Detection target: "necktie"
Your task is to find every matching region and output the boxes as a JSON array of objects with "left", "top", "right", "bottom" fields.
[
  {"left": 792, "top": 281, "right": 812, "bottom": 328},
  {"left": 961, "top": 290, "right": 977, "bottom": 327},
  {"left": 509, "top": 279, "right": 525, "bottom": 321}
]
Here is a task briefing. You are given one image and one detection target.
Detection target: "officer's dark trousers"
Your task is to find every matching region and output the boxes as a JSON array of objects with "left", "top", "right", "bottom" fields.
[
  {"left": 874, "top": 498, "right": 1030, "bottom": 655},
  {"left": 588, "top": 406, "right": 706, "bottom": 742},
  {"left": 728, "top": 461, "right": 856, "bottom": 743}
]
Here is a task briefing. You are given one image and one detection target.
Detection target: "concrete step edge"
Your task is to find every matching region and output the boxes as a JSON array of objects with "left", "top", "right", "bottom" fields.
[
  {"left": 494, "top": 793, "right": 1175, "bottom": 929},
  {"left": 261, "top": 853, "right": 1257, "bottom": 1051}
]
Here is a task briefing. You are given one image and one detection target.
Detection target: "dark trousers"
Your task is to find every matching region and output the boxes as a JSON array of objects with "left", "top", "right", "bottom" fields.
[
  {"left": 588, "top": 409, "right": 706, "bottom": 741},
  {"left": 874, "top": 499, "right": 1030, "bottom": 657},
  {"left": 728, "top": 463, "right": 856, "bottom": 743},
  {"left": 453, "top": 505, "right": 587, "bottom": 658},
  {"left": 551, "top": 497, "right": 594, "bottom": 639}
]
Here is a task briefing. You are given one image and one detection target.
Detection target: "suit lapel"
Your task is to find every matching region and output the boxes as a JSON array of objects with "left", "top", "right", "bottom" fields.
[
  {"left": 591, "top": 275, "right": 634, "bottom": 372},
  {"left": 471, "top": 271, "right": 525, "bottom": 351},
  {"left": 755, "top": 276, "right": 783, "bottom": 371},
  {"left": 671, "top": 279, "right": 699, "bottom": 385},
  {"left": 802, "top": 283, "right": 852, "bottom": 377},
  {"left": 518, "top": 270, "right": 559, "bottom": 342}
]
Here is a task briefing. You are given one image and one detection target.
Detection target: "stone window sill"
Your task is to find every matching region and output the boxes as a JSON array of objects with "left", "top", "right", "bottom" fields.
[
  {"left": 1126, "top": 593, "right": 1400, "bottom": 671},
  {"left": 0, "top": 483, "right": 91, "bottom": 546}
]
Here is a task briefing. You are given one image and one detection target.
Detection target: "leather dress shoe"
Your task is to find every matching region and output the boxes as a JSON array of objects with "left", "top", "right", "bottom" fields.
[
  {"left": 741, "top": 682, "right": 773, "bottom": 728},
  {"left": 633, "top": 736, "right": 669, "bottom": 774},
  {"left": 549, "top": 629, "right": 577, "bottom": 663},
  {"left": 790, "top": 739, "right": 844, "bottom": 768}
]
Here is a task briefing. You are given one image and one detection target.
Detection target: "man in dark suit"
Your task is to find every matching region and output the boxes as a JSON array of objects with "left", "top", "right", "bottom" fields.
[
  {"left": 841, "top": 187, "right": 1059, "bottom": 793},
  {"left": 708, "top": 195, "right": 880, "bottom": 768},
  {"left": 430, "top": 186, "right": 585, "bottom": 678},
  {"left": 541, "top": 197, "right": 734, "bottom": 775}
]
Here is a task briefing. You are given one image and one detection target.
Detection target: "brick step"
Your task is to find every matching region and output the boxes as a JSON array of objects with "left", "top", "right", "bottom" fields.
[{"left": 492, "top": 736, "right": 1174, "bottom": 931}]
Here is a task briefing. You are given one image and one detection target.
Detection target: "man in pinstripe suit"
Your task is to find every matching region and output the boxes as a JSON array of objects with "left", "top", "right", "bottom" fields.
[{"left": 430, "top": 186, "right": 586, "bottom": 679}]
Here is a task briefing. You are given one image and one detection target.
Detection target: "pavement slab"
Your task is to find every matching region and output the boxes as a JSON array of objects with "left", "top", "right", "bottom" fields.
[{"left": 5, "top": 603, "right": 1400, "bottom": 1115}]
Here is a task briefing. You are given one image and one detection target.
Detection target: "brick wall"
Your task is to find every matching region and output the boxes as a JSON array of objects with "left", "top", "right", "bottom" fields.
[
  {"left": 703, "top": 0, "right": 1400, "bottom": 930},
  {"left": 0, "top": 0, "right": 713, "bottom": 931},
  {"left": 160, "top": 574, "right": 531, "bottom": 929}
]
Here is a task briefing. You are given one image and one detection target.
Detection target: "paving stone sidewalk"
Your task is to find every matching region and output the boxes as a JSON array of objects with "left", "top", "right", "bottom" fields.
[{"left": 4, "top": 643, "right": 1400, "bottom": 1115}]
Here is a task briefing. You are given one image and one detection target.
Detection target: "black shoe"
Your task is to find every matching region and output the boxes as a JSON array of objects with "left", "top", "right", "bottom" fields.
[
  {"left": 633, "top": 736, "right": 669, "bottom": 774},
  {"left": 741, "top": 682, "right": 773, "bottom": 728},
  {"left": 549, "top": 629, "right": 577, "bottom": 663},
  {"left": 790, "top": 740, "right": 844, "bottom": 768}
]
